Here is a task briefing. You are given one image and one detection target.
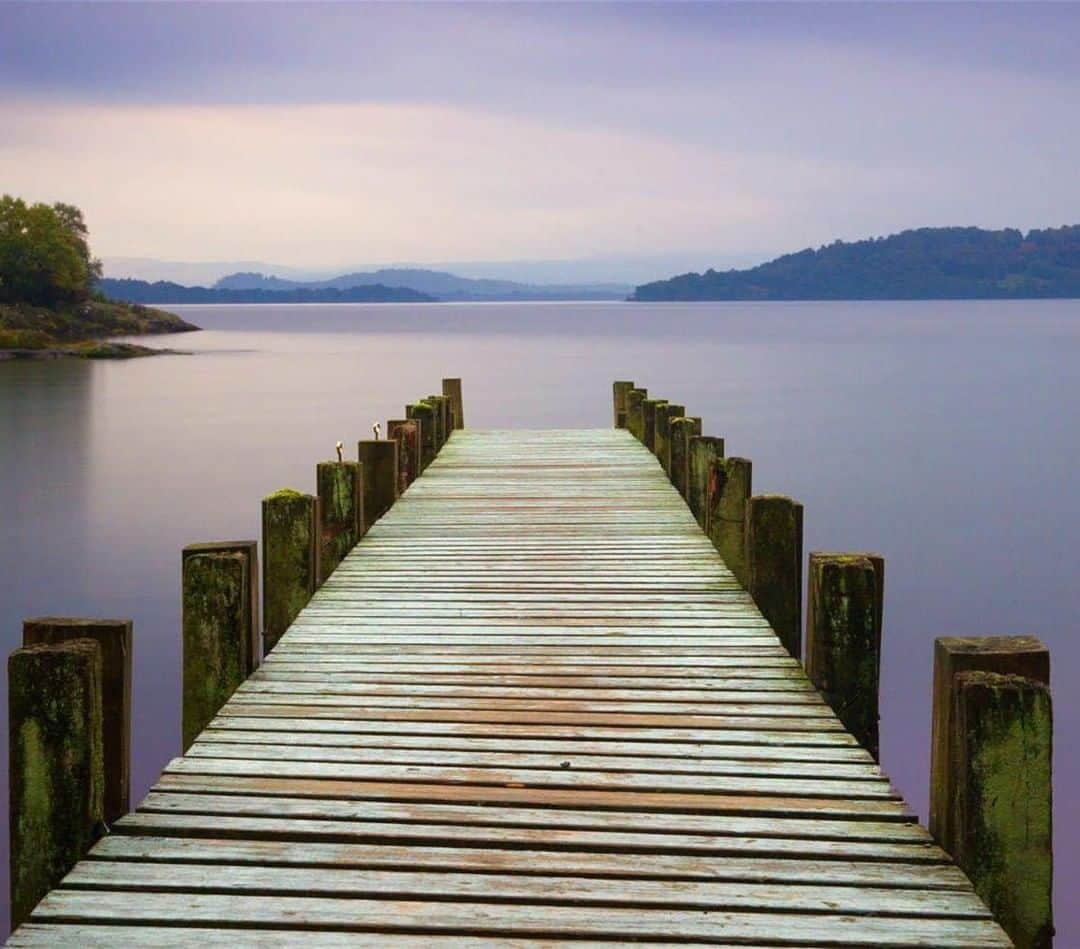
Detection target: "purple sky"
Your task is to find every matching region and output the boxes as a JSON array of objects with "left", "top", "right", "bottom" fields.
[{"left": 2, "top": 2, "right": 1079, "bottom": 282}]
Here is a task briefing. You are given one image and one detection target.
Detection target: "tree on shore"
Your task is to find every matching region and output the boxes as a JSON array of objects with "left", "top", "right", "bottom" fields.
[{"left": 0, "top": 196, "right": 103, "bottom": 308}]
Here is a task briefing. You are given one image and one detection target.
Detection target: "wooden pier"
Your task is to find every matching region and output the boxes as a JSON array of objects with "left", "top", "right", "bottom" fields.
[{"left": 8, "top": 425, "right": 1022, "bottom": 945}]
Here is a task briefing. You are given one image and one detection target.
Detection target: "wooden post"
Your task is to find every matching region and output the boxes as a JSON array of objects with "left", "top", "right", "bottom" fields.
[
  {"left": 642, "top": 399, "right": 667, "bottom": 454},
  {"left": 8, "top": 639, "right": 103, "bottom": 931},
  {"left": 388, "top": 419, "right": 421, "bottom": 492},
  {"left": 316, "top": 460, "right": 363, "bottom": 578},
  {"left": 613, "top": 381, "right": 634, "bottom": 428},
  {"left": 407, "top": 401, "right": 437, "bottom": 470},
  {"left": 669, "top": 416, "right": 702, "bottom": 499},
  {"left": 357, "top": 439, "right": 399, "bottom": 529},
  {"left": 930, "top": 636, "right": 1050, "bottom": 852},
  {"left": 655, "top": 403, "right": 684, "bottom": 476},
  {"left": 805, "top": 552, "right": 884, "bottom": 760},
  {"left": 261, "top": 490, "right": 319, "bottom": 654},
  {"left": 22, "top": 619, "right": 131, "bottom": 826},
  {"left": 442, "top": 377, "right": 464, "bottom": 430},
  {"left": 746, "top": 496, "right": 803, "bottom": 659},
  {"left": 687, "top": 435, "right": 724, "bottom": 527},
  {"left": 626, "top": 388, "right": 647, "bottom": 442},
  {"left": 952, "top": 670, "right": 1052, "bottom": 949},
  {"left": 704, "top": 456, "right": 751, "bottom": 586},
  {"left": 428, "top": 394, "right": 451, "bottom": 451},
  {"left": 182, "top": 542, "right": 259, "bottom": 749}
]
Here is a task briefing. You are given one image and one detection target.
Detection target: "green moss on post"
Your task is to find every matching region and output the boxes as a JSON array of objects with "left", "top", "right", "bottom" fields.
[
  {"left": 704, "top": 455, "right": 751, "bottom": 586},
  {"left": 805, "top": 552, "right": 884, "bottom": 759},
  {"left": 687, "top": 435, "right": 724, "bottom": 527},
  {"left": 8, "top": 639, "right": 104, "bottom": 931},
  {"left": 641, "top": 398, "right": 667, "bottom": 454},
  {"left": 182, "top": 548, "right": 254, "bottom": 750},
  {"left": 406, "top": 402, "right": 437, "bottom": 470},
  {"left": 442, "top": 378, "right": 464, "bottom": 430},
  {"left": 669, "top": 416, "right": 702, "bottom": 499},
  {"left": 357, "top": 439, "right": 399, "bottom": 530},
  {"left": 655, "top": 403, "right": 684, "bottom": 476},
  {"left": 612, "top": 381, "right": 634, "bottom": 428},
  {"left": 22, "top": 619, "right": 131, "bottom": 826},
  {"left": 388, "top": 419, "right": 421, "bottom": 492},
  {"left": 427, "top": 394, "right": 449, "bottom": 451},
  {"left": 929, "top": 636, "right": 1050, "bottom": 863},
  {"left": 626, "top": 388, "right": 647, "bottom": 442},
  {"left": 316, "top": 461, "right": 363, "bottom": 579},
  {"left": 746, "top": 496, "right": 804, "bottom": 659},
  {"left": 952, "top": 671, "right": 1052, "bottom": 949},
  {"left": 261, "top": 490, "right": 319, "bottom": 654}
]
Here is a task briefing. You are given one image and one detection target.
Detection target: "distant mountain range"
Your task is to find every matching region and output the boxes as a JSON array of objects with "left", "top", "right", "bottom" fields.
[
  {"left": 98, "top": 279, "right": 434, "bottom": 305},
  {"left": 633, "top": 226, "right": 1080, "bottom": 301},
  {"left": 214, "top": 269, "right": 630, "bottom": 301},
  {"left": 98, "top": 268, "right": 631, "bottom": 305}
]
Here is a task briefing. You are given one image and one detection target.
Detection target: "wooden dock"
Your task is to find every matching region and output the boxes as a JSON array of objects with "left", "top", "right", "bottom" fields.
[{"left": 9, "top": 429, "right": 1011, "bottom": 946}]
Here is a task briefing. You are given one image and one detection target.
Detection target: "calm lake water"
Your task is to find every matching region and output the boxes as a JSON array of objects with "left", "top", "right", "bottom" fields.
[{"left": 1, "top": 300, "right": 1076, "bottom": 935}]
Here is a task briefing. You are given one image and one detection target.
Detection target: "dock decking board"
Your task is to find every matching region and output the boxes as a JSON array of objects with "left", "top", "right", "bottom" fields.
[{"left": 12, "top": 429, "right": 1011, "bottom": 946}]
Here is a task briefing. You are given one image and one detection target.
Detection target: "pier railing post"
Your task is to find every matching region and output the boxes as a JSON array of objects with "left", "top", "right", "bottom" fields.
[
  {"left": 746, "top": 496, "right": 803, "bottom": 659},
  {"left": 182, "top": 541, "right": 259, "bottom": 749},
  {"left": 357, "top": 439, "right": 399, "bottom": 530},
  {"left": 388, "top": 419, "right": 421, "bottom": 493},
  {"left": 427, "top": 394, "right": 449, "bottom": 451},
  {"left": 687, "top": 435, "right": 725, "bottom": 527},
  {"left": 442, "top": 377, "right": 464, "bottom": 430},
  {"left": 805, "top": 552, "right": 884, "bottom": 759},
  {"left": 626, "top": 388, "right": 647, "bottom": 442},
  {"left": 704, "top": 456, "right": 751, "bottom": 586},
  {"left": 261, "top": 490, "right": 319, "bottom": 654},
  {"left": 669, "top": 416, "right": 702, "bottom": 499},
  {"left": 8, "top": 639, "right": 104, "bottom": 931},
  {"left": 642, "top": 398, "right": 667, "bottom": 454},
  {"left": 613, "top": 381, "right": 634, "bottom": 428},
  {"left": 316, "top": 460, "right": 363, "bottom": 578},
  {"left": 407, "top": 401, "right": 437, "bottom": 470},
  {"left": 930, "top": 636, "right": 1051, "bottom": 949},
  {"left": 22, "top": 618, "right": 131, "bottom": 825},
  {"left": 655, "top": 403, "right": 684, "bottom": 476}
]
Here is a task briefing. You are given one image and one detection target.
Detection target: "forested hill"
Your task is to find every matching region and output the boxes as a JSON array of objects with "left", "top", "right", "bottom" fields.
[
  {"left": 632, "top": 226, "right": 1080, "bottom": 301},
  {"left": 99, "top": 278, "right": 434, "bottom": 305}
]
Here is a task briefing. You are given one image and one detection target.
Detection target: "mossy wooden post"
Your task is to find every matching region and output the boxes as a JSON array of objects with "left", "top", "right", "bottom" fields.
[
  {"left": 669, "top": 416, "right": 702, "bottom": 500},
  {"left": 8, "top": 639, "right": 103, "bottom": 931},
  {"left": 22, "top": 618, "right": 131, "bottom": 826},
  {"left": 316, "top": 460, "right": 363, "bottom": 578},
  {"left": 612, "top": 380, "right": 634, "bottom": 428},
  {"left": 704, "top": 456, "right": 751, "bottom": 586},
  {"left": 952, "top": 670, "right": 1052, "bottom": 949},
  {"left": 182, "top": 542, "right": 258, "bottom": 749},
  {"left": 388, "top": 419, "right": 421, "bottom": 492},
  {"left": 642, "top": 398, "right": 666, "bottom": 454},
  {"left": 687, "top": 435, "right": 724, "bottom": 527},
  {"left": 442, "top": 377, "right": 464, "bottom": 430},
  {"left": 427, "top": 394, "right": 449, "bottom": 451},
  {"left": 929, "top": 636, "right": 1050, "bottom": 859},
  {"left": 407, "top": 401, "right": 437, "bottom": 470},
  {"left": 261, "top": 490, "right": 319, "bottom": 655},
  {"left": 655, "top": 403, "right": 684, "bottom": 475},
  {"left": 626, "top": 388, "right": 647, "bottom": 442},
  {"left": 805, "top": 552, "right": 884, "bottom": 760},
  {"left": 746, "top": 496, "right": 804, "bottom": 659},
  {"left": 357, "top": 439, "right": 399, "bottom": 530}
]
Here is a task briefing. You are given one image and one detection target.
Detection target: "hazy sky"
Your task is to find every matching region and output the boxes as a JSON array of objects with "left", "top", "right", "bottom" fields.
[{"left": 2, "top": 2, "right": 1078, "bottom": 281}]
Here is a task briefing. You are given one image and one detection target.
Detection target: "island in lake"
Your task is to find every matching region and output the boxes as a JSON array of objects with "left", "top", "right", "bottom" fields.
[
  {"left": 1, "top": 195, "right": 197, "bottom": 359},
  {"left": 633, "top": 225, "right": 1080, "bottom": 301}
]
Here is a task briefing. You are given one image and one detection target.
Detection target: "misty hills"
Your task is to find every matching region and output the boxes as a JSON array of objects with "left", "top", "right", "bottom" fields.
[
  {"left": 98, "top": 279, "right": 434, "bottom": 305},
  {"left": 633, "top": 226, "right": 1080, "bottom": 301},
  {"left": 214, "top": 269, "right": 630, "bottom": 301}
]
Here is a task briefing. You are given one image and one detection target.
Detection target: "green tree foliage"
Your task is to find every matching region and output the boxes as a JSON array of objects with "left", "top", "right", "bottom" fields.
[{"left": 0, "top": 196, "right": 103, "bottom": 307}]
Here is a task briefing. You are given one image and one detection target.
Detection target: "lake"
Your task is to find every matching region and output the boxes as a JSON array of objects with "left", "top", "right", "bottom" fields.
[{"left": 1, "top": 299, "right": 1076, "bottom": 936}]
